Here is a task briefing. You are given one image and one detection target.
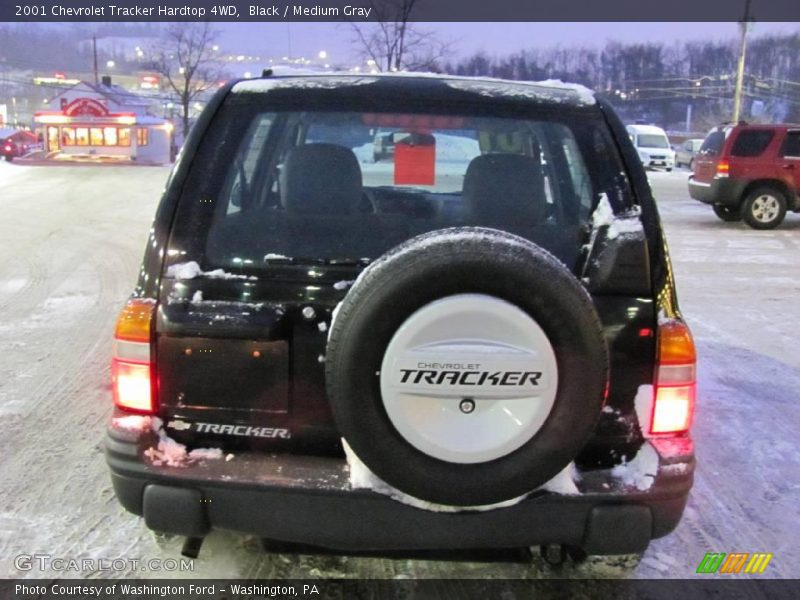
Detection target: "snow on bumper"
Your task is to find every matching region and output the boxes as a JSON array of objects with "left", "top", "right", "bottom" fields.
[{"left": 105, "top": 423, "right": 694, "bottom": 554}]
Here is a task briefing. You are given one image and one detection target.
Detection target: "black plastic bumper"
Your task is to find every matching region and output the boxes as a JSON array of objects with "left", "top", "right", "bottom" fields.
[
  {"left": 688, "top": 176, "right": 747, "bottom": 207},
  {"left": 106, "top": 426, "right": 694, "bottom": 555}
]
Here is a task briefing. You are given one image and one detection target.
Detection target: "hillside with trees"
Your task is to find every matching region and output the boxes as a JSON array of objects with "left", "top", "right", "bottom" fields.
[{"left": 444, "top": 34, "right": 800, "bottom": 131}]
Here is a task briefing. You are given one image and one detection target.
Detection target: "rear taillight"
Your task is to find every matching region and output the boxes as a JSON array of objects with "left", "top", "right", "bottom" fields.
[
  {"left": 650, "top": 319, "right": 696, "bottom": 435},
  {"left": 112, "top": 299, "right": 156, "bottom": 413},
  {"left": 715, "top": 160, "right": 730, "bottom": 178}
]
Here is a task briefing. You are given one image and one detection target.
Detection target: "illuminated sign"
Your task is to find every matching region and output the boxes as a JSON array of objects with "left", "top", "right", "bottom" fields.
[{"left": 63, "top": 98, "right": 110, "bottom": 118}]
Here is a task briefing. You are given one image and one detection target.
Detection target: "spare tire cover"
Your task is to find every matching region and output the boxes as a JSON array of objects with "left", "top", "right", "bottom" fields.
[{"left": 325, "top": 228, "right": 608, "bottom": 506}]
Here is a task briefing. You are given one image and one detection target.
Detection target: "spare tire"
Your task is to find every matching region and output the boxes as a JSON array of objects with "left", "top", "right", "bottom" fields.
[{"left": 326, "top": 228, "right": 608, "bottom": 506}]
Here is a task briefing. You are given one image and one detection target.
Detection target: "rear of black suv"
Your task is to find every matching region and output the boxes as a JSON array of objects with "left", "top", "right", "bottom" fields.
[{"left": 106, "top": 75, "right": 695, "bottom": 556}]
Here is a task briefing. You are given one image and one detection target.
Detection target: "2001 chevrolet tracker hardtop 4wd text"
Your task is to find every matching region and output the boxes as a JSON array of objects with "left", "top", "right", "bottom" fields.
[{"left": 106, "top": 74, "right": 696, "bottom": 559}]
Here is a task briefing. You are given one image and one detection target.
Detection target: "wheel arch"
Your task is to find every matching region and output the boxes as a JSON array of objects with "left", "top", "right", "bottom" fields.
[{"left": 741, "top": 179, "right": 797, "bottom": 211}]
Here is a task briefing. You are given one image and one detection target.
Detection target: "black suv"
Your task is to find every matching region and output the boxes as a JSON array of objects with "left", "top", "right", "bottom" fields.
[{"left": 106, "top": 74, "right": 696, "bottom": 559}]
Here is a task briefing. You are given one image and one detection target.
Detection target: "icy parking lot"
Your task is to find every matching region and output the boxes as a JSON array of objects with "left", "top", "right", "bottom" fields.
[{"left": 0, "top": 163, "right": 797, "bottom": 579}]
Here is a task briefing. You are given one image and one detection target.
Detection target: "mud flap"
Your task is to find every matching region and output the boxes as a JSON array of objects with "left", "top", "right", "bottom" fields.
[
  {"left": 582, "top": 505, "right": 652, "bottom": 555},
  {"left": 143, "top": 485, "right": 210, "bottom": 538}
]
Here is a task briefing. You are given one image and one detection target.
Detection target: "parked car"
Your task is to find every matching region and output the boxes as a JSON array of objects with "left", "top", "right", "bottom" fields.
[
  {"left": 689, "top": 122, "right": 800, "bottom": 229},
  {"left": 675, "top": 138, "right": 704, "bottom": 169},
  {"left": 106, "top": 74, "right": 696, "bottom": 561},
  {"left": 0, "top": 128, "right": 40, "bottom": 161},
  {"left": 626, "top": 124, "right": 675, "bottom": 171}
]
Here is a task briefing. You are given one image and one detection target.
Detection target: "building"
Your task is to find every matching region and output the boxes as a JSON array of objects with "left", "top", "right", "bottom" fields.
[{"left": 33, "top": 76, "right": 172, "bottom": 164}]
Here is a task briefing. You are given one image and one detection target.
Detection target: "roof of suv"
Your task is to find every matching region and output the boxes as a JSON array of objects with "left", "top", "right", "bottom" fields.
[{"left": 230, "top": 73, "right": 597, "bottom": 109}]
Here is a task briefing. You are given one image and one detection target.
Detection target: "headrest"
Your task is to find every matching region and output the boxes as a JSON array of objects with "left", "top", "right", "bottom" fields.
[
  {"left": 463, "top": 153, "right": 547, "bottom": 226},
  {"left": 280, "top": 144, "right": 363, "bottom": 215}
]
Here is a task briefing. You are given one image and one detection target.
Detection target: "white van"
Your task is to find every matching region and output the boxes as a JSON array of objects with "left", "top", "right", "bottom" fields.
[{"left": 626, "top": 124, "right": 675, "bottom": 171}]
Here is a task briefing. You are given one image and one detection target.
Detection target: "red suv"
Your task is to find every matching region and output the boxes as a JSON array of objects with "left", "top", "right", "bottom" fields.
[{"left": 688, "top": 123, "right": 800, "bottom": 229}]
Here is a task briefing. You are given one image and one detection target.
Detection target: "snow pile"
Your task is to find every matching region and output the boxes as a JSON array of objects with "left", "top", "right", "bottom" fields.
[
  {"left": 142, "top": 417, "right": 225, "bottom": 467},
  {"left": 538, "top": 462, "right": 581, "bottom": 495},
  {"left": 111, "top": 415, "right": 152, "bottom": 432},
  {"left": 145, "top": 435, "right": 191, "bottom": 467},
  {"left": 634, "top": 384, "right": 654, "bottom": 434},
  {"left": 166, "top": 261, "right": 203, "bottom": 279},
  {"left": 234, "top": 76, "right": 378, "bottom": 94},
  {"left": 611, "top": 442, "right": 659, "bottom": 491},
  {"left": 590, "top": 194, "right": 644, "bottom": 240},
  {"left": 165, "top": 261, "right": 254, "bottom": 280},
  {"left": 231, "top": 71, "right": 595, "bottom": 105},
  {"left": 263, "top": 253, "right": 290, "bottom": 261},
  {"left": 445, "top": 78, "right": 595, "bottom": 106},
  {"left": 191, "top": 290, "right": 203, "bottom": 303},
  {"left": 187, "top": 448, "right": 224, "bottom": 461},
  {"left": 343, "top": 439, "right": 580, "bottom": 513},
  {"left": 535, "top": 79, "right": 597, "bottom": 105}
]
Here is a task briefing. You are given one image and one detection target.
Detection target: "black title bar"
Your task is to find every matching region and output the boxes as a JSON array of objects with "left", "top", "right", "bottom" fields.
[{"left": 2, "top": 0, "right": 799, "bottom": 23}]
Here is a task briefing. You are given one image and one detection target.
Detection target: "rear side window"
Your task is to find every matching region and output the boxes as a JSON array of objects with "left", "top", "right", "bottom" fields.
[
  {"left": 731, "top": 130, "right": 775, "bottom": 157},
  {"left": 781, "top": 131, "right": 800, "bottom": 158},
  {"left": 699, "top": 130, "right": 726, "bottom": 155},
  {"left": 167, "top": 100, "right": 634, "bottom": 274}
]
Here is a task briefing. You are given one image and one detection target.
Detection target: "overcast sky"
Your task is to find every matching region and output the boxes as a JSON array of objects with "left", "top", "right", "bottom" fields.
[{"left": 216, "top": 22, "right": 800, "bottom": 63}]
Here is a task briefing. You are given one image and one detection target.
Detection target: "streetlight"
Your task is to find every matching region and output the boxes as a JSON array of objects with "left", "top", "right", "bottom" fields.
[
  {"left": 318, "top": 50, "right": 328, "bottom": 60},
  {"left": 106, "top": 60, "right": 115, "bottom": 68}
]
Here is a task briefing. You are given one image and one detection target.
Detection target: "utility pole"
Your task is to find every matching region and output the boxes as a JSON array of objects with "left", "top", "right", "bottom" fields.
[
  {"left": 686, "top": 101, "right": 693, "bottom": 133},
  {"left": 92, "top": 35, "right": 99, "bottom": 85},
  {"left": 732, "top": 0, "right": 753, "bottom": 122}
]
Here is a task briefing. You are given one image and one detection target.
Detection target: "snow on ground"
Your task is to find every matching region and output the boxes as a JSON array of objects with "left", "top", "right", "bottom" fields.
[{"left": 0, "top": 164, "right": 798, "bottom": 579}]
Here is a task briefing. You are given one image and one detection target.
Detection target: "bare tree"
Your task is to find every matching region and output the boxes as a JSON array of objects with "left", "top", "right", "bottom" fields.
[
  {"left": 149, "top": 23, "right": 223, "bottom": 138},
  {"left": 349, "top": 0, "right": 451, "bottom": 72}
]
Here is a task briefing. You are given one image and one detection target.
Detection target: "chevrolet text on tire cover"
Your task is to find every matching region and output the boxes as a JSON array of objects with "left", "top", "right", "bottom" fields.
[{"left": 106, "top": 73, "right": 697, "bottom": 557}]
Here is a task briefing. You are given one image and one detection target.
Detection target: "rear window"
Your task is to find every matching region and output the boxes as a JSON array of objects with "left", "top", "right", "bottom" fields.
[
  {"left": 780, "top": 131, "right": 800, "bottom": 158},
  {"left": 731, "top": 129, "right": 775, "bottom": 157},
  {"left": 699, "top": 130, "right": 726, "bottom": 155},
  {"left": 167, "top": 98, "right": 634, "bottom": 274}
]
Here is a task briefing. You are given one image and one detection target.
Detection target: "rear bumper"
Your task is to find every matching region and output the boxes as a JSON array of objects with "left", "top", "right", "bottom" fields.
[
  {"left": 688, "top": 176, "right": 747, "bottom": 207},
  {"left": 106, "top": 426, "right": 694, "bottom": 555}
]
